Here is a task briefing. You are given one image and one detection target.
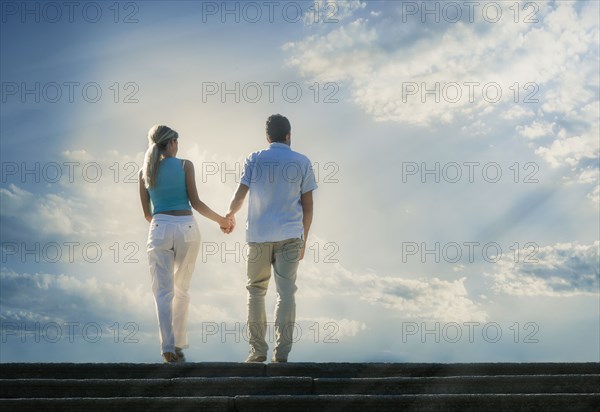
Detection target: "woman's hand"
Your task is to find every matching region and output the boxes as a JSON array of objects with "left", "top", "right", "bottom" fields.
[
  {"left": 220, "top": 215, "right": 235, "bottom": 234},
  {"left": 224, "top": 213, "right": 236, "bottom": 234},
  {"left": 219, "top": 215, "right": 235, "bottom": 233}
]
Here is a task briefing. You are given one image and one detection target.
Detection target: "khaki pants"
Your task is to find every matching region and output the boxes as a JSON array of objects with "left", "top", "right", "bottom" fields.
[
  {"left": 246, "top": 238, "right": 303, "bottom": 360},
  {"left": 147, "top": 214, "right": 200, "bottom": 354}
]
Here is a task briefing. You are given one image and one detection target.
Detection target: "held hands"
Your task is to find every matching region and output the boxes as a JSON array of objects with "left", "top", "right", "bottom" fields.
[{"left": 219, "top": 213, "right": 236, "bottom": 234}]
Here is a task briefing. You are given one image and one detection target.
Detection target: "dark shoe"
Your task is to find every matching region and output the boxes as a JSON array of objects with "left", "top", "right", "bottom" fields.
[
  {"left": 245, "top": 354, "right": 267, "bottom": 363},
  {"left": 175, "top": 347, "right": 186, "bottom": 362},
  {"left": 162, "top": 352, "right": 180, "bottom": 363}
]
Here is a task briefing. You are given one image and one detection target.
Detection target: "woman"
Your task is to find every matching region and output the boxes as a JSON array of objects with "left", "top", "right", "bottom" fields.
[{"left": 139, "top": 125, "right": 231, "bottom": 363}]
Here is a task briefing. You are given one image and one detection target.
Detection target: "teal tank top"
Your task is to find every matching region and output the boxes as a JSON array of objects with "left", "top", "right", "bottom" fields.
[{"left": 148, "top": 157, "right": 192, "bottom": 215}]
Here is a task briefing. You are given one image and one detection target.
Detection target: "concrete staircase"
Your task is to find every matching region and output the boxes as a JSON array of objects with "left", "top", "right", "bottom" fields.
[{"left": 1, "top": 362, "right": 598, "bottom": 411}]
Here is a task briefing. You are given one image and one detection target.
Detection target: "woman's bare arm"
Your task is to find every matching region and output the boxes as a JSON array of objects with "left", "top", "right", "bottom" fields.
[{"left": 138, "top": 170, "right": 152, "bottom": 222}]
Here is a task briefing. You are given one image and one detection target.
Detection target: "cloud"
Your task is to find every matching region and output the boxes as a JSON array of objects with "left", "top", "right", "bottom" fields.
[
  {"left": 285, "top": 1, "right": 599, "bottom": 126},
  {"left": 295, "top": 316, "right": 367, "bottom": 341},
  {"left": 296, "top": 2, "right": 595, "bottom": 116},
  {"left": 534, "top": 101, "right": 600, "bottom": 169},
  {"left": 62, "top": 149, "right": 94, "bottom": 162},
  {"left": 501, "top": 105, "right": 535, "bottom": 120},
  {"left": 516, "top": 121, "right": 555, "bottom": 139},
  {"left": 588, "top": 184, "right": 599, "bottom": 204},
  {"left": 578, "top": 168, "right": 600, "bottom": 184},
  {"left": 0, "top": 267, "right": 246, "bottom": 333},
  {"left": 0, "top": 184, "right": 93, "bottom": 238},
  {"left": 299, "top": 240, "right": 487, "bottom": 323},
  {"left": 487, "top": 241, "right": 600, "bottom": 297},
  {"left": 0, "top": 268, "right": 153, "bottom": 326},
  {"left": 304, "top": 0, "right": 366, "bottom": 25},
  {"left": 535, "top": 133, "right": 599, "bottom": 168},
  {"left": 284, "top": 0, "right": 599, "bottom": 197}
]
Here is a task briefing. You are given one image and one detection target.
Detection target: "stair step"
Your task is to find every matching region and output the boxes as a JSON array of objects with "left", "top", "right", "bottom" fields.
[
  {"left": 0, "top": 377, "right": 313, "bottom": 398},
  {"left": 2, "top": 363, "right": 598, "bottom": 411},
  {"left": 1, "top": 374, "right": 597, "bottom": 398},
  {"left": 313, "top": 374, "right": 600, "bottom": 395},
  {"left": 2, "top": 362, "right": 598, "bottom": 379},
  {"left": 266, "top": 362, "right": 600, "bottom": 378},
  {"left": 0, "top": 362, "right": 265, "bottom": 379},
  {"left": 0, "top": 397, "right": 233, "bottom": 412},
  {"left": 0, "top": 394, "right": 598, "bottom": 412},
  {"left": 234, "top": 394, "right": 600, "bottom": 412}
]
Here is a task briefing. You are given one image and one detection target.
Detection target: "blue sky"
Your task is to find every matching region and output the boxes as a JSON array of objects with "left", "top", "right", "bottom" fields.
[{"left": 1, "top": 0, "right": 599, "bottom": 363}]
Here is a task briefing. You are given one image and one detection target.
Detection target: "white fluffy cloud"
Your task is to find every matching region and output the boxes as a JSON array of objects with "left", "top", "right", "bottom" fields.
[
  {"left": 0, "top": 184, "right": 93, "bottom": 237},
  {"left": 487, "top": 241, "right": 600, "bottom": 297},
  {"left": 534, "top": 100, "right": 600, "bottom": 169},
  {"left": 0, "top": 268, "right": 153, "bottom": 325},
  {"left": 516, "top": 121, "right": 555, "bottom": 140},
  {"left": 286, "top": 2, "right": 597, "bottom": 125},
  {"left": 535, "top": 133, "right": 599, "bottom": 168},
  {"left": 304, "top": 0, "right": 366, "bottom": 25},
  {"left": 300, "top": 239, "right": 487, "bottom": 323},
  {"left": 285, "top": 0, "right": 599, "bottom": 197}
]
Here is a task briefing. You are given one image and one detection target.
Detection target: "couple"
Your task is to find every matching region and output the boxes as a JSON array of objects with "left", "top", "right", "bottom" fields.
[{"left": 138, "top": 114, "right": 317, "bottom": 364}]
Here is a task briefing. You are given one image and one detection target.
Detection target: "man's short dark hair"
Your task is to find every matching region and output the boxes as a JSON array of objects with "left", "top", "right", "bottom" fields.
[{"left": 266, "top": 114, "right": 291, "bottom": 143}]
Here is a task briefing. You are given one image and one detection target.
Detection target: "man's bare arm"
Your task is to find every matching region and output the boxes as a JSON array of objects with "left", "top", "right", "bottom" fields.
[
  {"left": 300, "top": 190, "right": 314, "bottom": 259},
  {"left": 224, "top": 183, "right": 249, "bottom": 233}
]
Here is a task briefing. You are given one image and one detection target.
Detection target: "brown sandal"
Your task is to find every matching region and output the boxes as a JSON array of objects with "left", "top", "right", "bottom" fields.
[
  {"left": 162, "top": 352, "right": 179, "bottom": 363},
  {"left": 174, "top": 347, "right": 186, "bottom": 362}
]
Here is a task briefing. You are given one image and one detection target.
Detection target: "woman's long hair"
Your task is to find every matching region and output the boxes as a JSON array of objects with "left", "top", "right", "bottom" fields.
[{"left": 142, "top": 125, "right": 178, "bottom": 188}]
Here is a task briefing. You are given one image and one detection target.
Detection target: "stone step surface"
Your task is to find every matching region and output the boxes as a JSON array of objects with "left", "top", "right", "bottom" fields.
[
  {"left": 2, "top": 362, "right": 599, "bottom": 379},
  {"left": 1, "top": 374, "right": 598, "bottom": 398},
  {"left": 1, "top": 395, "right": 599, "bottom": 412},
  {"left": 0, "top": 377, "right": 313, "bottom": 398},
  {"left": 1, "top": 362, "right": 598, "bottom": 411}
]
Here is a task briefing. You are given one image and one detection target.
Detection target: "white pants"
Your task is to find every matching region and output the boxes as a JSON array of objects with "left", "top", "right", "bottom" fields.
[{"left": 147, "top": 214, "right": 200, "bottom": 354}]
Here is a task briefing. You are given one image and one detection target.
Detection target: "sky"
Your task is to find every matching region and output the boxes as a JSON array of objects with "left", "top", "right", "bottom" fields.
[{"left": 0, "top": 0, "right": 599, "bottom": 363}]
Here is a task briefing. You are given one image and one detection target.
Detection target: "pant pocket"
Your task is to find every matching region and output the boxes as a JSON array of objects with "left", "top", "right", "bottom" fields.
[
  {"left": 181, "top": 222, "right": 200, "bottom": 243},
  {"left": 148, "top": 221, "right": 166, "bottom": 242}
]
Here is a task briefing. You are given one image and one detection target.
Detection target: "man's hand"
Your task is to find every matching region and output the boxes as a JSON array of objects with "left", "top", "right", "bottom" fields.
[
  {"left": 221, "top": 212, "right": 236, "bottom": 234},
  {"left": 223, "top": 184, "right": 248, "bottom": 234}
]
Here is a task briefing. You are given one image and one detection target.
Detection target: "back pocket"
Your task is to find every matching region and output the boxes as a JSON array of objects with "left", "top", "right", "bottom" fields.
[
  {"left": 181, "top": 222, "right": 200, "bottom": 243},
  {"left": 148, "top": 221, "right": 166, "bottom": 241}
]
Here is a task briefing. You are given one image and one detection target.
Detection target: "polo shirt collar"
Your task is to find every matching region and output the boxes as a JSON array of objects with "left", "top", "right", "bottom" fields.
[{"left": 269, "top": 142, "right": 291, "bottom": 150}]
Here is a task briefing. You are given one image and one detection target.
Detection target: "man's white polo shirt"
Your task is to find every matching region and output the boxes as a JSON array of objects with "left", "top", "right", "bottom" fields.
[{"left": 240, "top": 142, "right": 318, "bottom": 243}]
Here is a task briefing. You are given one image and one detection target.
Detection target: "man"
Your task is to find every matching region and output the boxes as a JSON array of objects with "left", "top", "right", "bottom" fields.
[{"left": 225, "top": 114, "right": 317, "bottom": 363}]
